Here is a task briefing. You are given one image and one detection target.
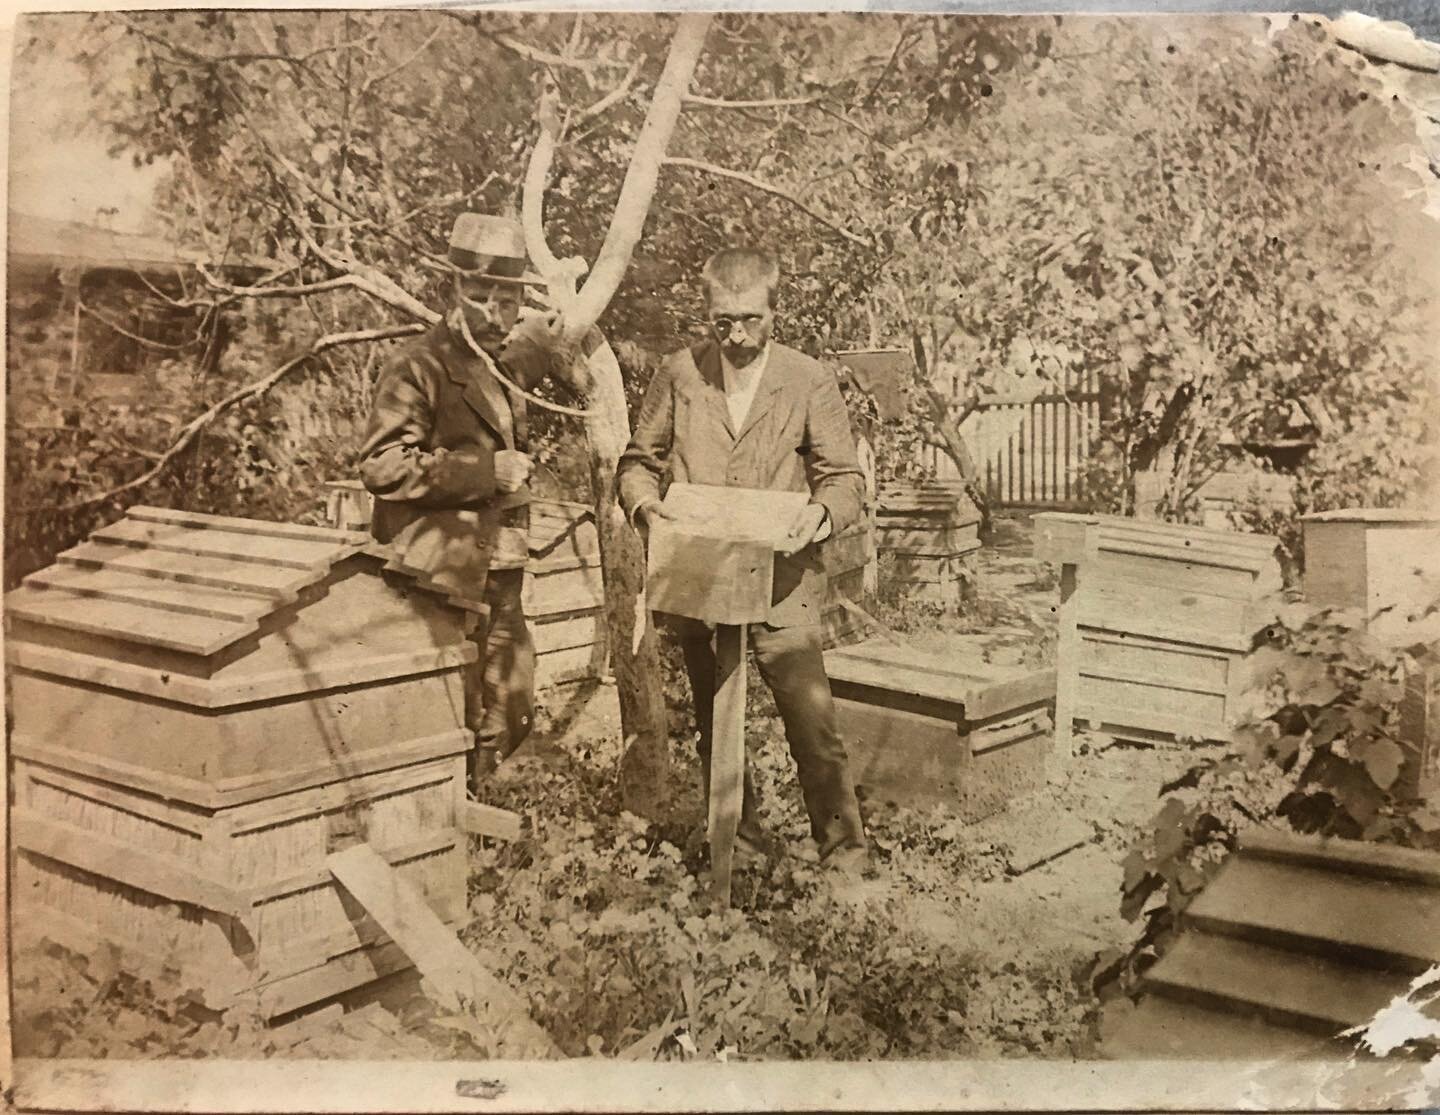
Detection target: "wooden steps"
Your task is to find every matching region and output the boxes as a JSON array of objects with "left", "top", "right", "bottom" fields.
[
  {"left": 1144, "top": 934, "right": 1405, "bottom": 1034},
  {"left": 1185, "top": 857, "right": 1440, "bottom": 972},
  {"left": 1099, "top": 829, "right": 1440, "bottom": 1059}
]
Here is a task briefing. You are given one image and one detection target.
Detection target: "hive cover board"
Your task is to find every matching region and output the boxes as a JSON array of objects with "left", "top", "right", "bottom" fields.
[{"left": 645, "top": 482, "right": 809, "bottom": 626}]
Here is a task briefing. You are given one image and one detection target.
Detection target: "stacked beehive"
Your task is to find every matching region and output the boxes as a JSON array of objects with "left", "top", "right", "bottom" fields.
[
  {"left": 523, "top": 500, "right": 607, "bottom": 688},
  {"left": 1035, "top": 512, "right": 1283, "bottom": 751},
  {"left": 1303, "top": 509, "right": 1440, "bottom": 800},
  {"left": 819, "top": 522, "right": 876, "bottom": 648},
  {"left": 5, "top": 507, "right": 481, "bottom": 1017},
  {"left": 319, "top": 481, "right": 608, "bottom": 690},
  {"left": 875, "top": 481, "right": 983, "bottom": 602}
]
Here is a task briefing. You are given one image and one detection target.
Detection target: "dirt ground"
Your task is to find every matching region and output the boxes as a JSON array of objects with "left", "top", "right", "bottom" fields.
[{"left": 10, "top": 512, "right": 1213, "bottom": 1061}]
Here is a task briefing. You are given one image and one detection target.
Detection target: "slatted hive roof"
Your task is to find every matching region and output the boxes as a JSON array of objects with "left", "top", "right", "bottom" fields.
[
  {"left": 5, "top": 505, "right": 485, "bottom": 663},
  {"left": 1100, "top": 828, "right": 1440, "bottom": 1059}
]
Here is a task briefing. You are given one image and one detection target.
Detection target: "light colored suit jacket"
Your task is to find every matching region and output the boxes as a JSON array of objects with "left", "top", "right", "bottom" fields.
[{"left": 617, "top": 340, "right": 864, "bottom": 627}]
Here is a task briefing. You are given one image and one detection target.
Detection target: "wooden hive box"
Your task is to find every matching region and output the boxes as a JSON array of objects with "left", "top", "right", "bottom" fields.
[
  {"left": 1035, "top": 513, "right": 1282, "bottom": 750},
  {"left": 1303, "top": 509, "right": 1440, "bottom": 802},
  {"left": 1100, "top": 829, "right": 1440, "bottom": 1059},
  {"left": 317, "top": 482, "right": 609, "bottom": 691},
  {"left": 819, "top": 522, "right": 876, "bottom": 649},
  {"left": 1302, "top": 509, "right": 1440, "bottom": 621},
  {"left": 876, "top": 482, "right": 982, "bottom": 602},
  {"left": 823, "top": 640, "right": 1055, "bottom": 822},
  {"left": 4, "top": 506, "right": 485, "bottom": 1019},
  {"left": 524, "top": 499, "right": 607, "bottom": 689},
  {"left": 645, "top": 484, "right": 809, "bottom": 626}
]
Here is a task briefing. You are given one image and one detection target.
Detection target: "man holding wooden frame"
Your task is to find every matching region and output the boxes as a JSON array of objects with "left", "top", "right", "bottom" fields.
[{"left": 617, "top": 248, "right": 870, "bottom": 873}]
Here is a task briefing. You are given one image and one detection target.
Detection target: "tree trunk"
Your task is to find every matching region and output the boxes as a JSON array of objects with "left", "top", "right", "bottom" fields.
[
  {"left": 570, "top": 335, "right": 672, "bottom": 817},
  {"left": 520, "top": 13, "right": 713, "bottom": 817},
  {"left": 921, "top": 384, "right": 991, "bottom": 539}
]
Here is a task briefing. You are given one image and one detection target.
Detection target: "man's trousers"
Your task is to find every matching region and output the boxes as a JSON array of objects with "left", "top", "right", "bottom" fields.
[
  {"left": 668, "top": 617, "right": 867, "bottom": 859},
  {"left": 467, "top": 568, "right": 535, "bottom": 783}
]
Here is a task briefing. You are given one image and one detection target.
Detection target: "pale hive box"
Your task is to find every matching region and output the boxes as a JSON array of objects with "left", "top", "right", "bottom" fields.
[
  {"left": 4, "top": 506, "right": 486, "bottom": 1018},
  {"left": 1035, "top": 512, "right": 1282, "bottom": 750},
  {"left": 645, "top": 483, "right": 809, "bottom": 625}
]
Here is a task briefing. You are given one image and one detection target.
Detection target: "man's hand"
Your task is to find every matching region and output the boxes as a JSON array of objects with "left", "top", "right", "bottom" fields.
[
  {"left": 494, "top": 450, "right": 535, "bottom": 494},
  {"left": 634, "top": 499, "right": 678, "bottom": 542},
  {"left": 778, "top": 503, "right": 828, "bottom": 557}
]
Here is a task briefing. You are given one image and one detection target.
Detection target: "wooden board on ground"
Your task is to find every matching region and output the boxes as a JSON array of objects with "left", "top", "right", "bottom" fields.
[
  {"left": 1003, "top": 813, "right": 1092, "bottom": 875},
  {"left": 460, "top": 802, "right": 522, "bottom": 842},
  {"left": 327, "top": 844, "right": 560, "bottom": 1058}
]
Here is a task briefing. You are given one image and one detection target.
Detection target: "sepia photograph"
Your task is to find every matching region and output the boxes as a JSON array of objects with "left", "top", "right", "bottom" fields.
[{"left": 3, "top": 2, "right": 1439, "bottom": 1110}]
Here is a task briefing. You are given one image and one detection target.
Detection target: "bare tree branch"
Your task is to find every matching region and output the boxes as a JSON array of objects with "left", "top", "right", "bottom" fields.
[
  {"left": 683, "top": 93, "right": 820, "bottom": 109},
  {"left": 195, "top": 266, "right": 438, "bottom": 325},
  {"left": 443, "top": 12, "right": 627, "bottom": 72},
  {"left": 77, "top": 302, "right": 206, "bottom": 352},
  {"left": 361, "top": 24, "right": 443, "bottom": 94},
  {"left": 663, "top": 156, "right": 872, "bottom": 250},
  {"left": 54, "top": 324, "right": 425, "bottom": 512},
  {"left": 570, "top": 14, "right": 713, "bottom": 333},
  {"left": 573, "top": 58, "right": 644, "bottom": 127}
]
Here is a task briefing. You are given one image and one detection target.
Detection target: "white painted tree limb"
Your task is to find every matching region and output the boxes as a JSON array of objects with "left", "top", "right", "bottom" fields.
[
  {"left": 566, "top": 13, "right": 713, "bottom": 339},
  {"left": 519, "top": 12, "right": 714, "bottom": 816},
  {"left": 683, "top": 93, "right": 820, "bottom": 109}
]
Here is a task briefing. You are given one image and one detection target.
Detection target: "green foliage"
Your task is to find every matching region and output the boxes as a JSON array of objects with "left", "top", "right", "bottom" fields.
[{"left": 1103, "top": 597, "right": 1440, "bottom": 996}]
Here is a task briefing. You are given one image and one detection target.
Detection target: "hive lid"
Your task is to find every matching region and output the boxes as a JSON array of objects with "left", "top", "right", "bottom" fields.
[
  {"left": 5, "top": 505, "right": 485, "bottom": 660},
  {"left": 1302, "top": 508, "right": 1440, "bottom": 526},
  {"left": 824, "top": 640, "right": 1055, "bottom": 721}
]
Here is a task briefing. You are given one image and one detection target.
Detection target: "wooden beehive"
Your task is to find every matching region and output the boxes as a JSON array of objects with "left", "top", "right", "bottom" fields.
[
  {"left": 4, "top": 506, "right": 484, "bottom": 1018},
  {"left": 1302, "top": 509, "right": 1440, "bottom": 802},
  {"left": 1100, "top": 829, "right": 1440, "bottom": 1059},
  {"left": 1036, "top": 512, "right": 1282, "bottom": 750},
  {"left": 823, "top": 640, "right": 1055, "bottom": 822},
  {"left": 318, "top": 482, "right": 609, "bottom": 690},
  {"left": 1302, "top": 509, "right": 1440, "bottom": 621},
  {"left": 876, "top": 481, "right": 982, "bottom": 602},
  {"left": 645, "top": 484, "right": 810, "bottom": 626},
  {"left": 524, "top": 500, "right": 607, "bottom": 688},
  {"left": 820, "top": 523, "right": 876, "bottom": 649}
]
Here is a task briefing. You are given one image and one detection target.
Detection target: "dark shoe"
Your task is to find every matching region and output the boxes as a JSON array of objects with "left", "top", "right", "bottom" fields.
[{"left": 699, "top": 821, "right": 776, "bottom": 866}]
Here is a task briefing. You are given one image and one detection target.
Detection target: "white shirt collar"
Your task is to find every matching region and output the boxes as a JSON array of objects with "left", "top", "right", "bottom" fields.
[{"left": 720, "top": 344, "right": 770, "bottom": 430}]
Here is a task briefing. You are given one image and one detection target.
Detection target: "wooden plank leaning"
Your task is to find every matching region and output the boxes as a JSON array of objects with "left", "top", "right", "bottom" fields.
[{"left": 327, "top": 844, "right": 561, "bottom": 1058}]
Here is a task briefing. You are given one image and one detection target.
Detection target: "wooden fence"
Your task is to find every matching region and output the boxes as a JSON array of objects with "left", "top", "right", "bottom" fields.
[{"left": 925, "top": 364, "right": 1105, "bottom": 509}]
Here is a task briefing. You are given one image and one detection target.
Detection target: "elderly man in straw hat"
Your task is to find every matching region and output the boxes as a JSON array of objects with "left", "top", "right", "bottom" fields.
[{"left": 360, "top": 212, "right": 564, "bottom": 793}]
